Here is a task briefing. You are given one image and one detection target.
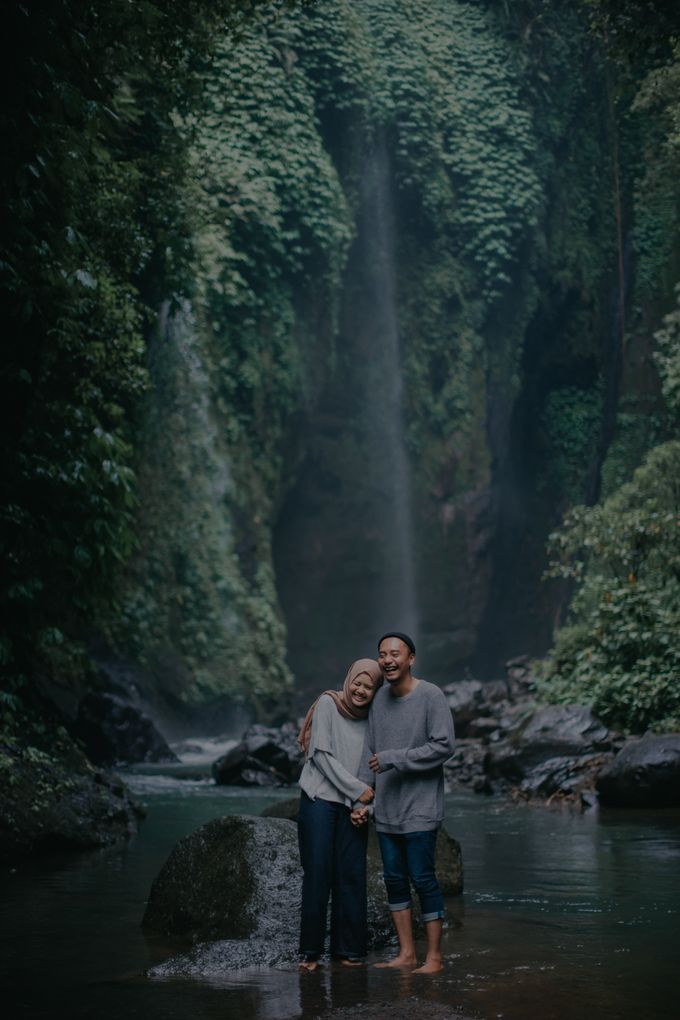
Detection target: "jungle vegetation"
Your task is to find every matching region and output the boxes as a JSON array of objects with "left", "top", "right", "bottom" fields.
[{"left": 1, "top": 0, "right": 679, "bottom": 742}]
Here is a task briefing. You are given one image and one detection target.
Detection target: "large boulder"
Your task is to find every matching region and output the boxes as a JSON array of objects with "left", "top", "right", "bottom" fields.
[
  {"left": 71, "top": 692, "right": 178, "bottom": 767},
  {"left": 514, "top": 752, "right": 614, "bottom": 806},
  {"left": 0, "top": 736, "right": 143, "bottom": 864},
  {"left": 596, "top": 734, "right": 680, "bottom": 807},
  {"left": 486, "top": 704, "right": 611, "bottom": 782},
  {"left": 212, "top": 723, "right": 303, "bottom": 786},
  {"left": 142, "top": 816, "right": 300, "bottom": 944},
  {"left": 442, "top": 679, "right": 484, "bottom": 736},
  {"left": 505, "top": 655, "right": 536, "bottom": 697},
  {"left": 144, "top": 810, "right": 463, "bottom": 976}
]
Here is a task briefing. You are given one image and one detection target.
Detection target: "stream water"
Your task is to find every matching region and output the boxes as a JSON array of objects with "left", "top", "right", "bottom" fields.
[{"left": 2, "top": 760, "right": 679, "bottom": 1020}]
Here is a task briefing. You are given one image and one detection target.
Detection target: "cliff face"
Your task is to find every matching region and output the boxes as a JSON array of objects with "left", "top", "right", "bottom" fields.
[{"left": 101, "top": 1, "right": 676, "bottom": 721}]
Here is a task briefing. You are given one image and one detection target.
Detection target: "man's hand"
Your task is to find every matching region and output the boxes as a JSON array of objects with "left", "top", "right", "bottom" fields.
[
  {"left": 357, "top": 786, "right": 374, "bottom": 804},
  {"left": 369, "top": 753, "right": 381, "bottom": 773},
  {"left": 351, "top": 807, "right": 369, "bottom": 827}
]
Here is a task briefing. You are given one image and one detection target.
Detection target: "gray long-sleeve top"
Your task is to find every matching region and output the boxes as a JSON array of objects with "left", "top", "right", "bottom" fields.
[
  {"left": 298, "top": 694, "right": 371, "bottom": 808},
  {"left": 357, "top": 679, "right": 455, "bottom": 833}
]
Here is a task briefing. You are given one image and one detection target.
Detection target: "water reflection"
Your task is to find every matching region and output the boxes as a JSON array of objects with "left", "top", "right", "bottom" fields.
[{"left": 1, "top": 789, "right": 679, "bottom": 1020}]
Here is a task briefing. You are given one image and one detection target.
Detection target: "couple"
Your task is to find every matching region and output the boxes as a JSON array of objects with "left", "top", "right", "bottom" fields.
[{"left": 296, "top": 631, "right": 456, "bottom": 974}]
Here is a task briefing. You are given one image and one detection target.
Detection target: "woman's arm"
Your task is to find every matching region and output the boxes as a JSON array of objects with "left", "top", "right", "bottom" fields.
[
  {"left": 313, "top": 749, "right": 373, "bottom": 803},
  {"left": 309, "top": 696, "right": 373, "bottom": 802}
]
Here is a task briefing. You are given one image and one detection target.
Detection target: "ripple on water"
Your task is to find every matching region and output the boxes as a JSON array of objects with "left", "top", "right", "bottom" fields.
[{"left": 122, "top": 773, "right": 217, "bottom": 796}]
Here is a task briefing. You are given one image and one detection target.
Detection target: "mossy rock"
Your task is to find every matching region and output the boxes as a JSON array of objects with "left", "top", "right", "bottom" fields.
[
  {"left": 0, "top": 738, "right": 142, "bottom": 865},
  {"left": 142, "top": 815, "right": 300, "bottom": 941}
]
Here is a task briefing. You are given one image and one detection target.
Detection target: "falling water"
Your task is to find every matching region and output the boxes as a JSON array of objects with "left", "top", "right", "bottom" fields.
[
  {"left": 360, "top": 135, "right": 418, "bottom": 640},
  {"left": 272, "top": 135, "right": 420, "bottom": 694}
]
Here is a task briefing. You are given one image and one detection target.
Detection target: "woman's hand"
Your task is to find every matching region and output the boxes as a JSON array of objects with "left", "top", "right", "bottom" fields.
[
  {"left": 351, "top": 807, "right": 369, "bottom": 827},
  {"left": 357, "top": 786, "right": 374, "bottom": 804}
]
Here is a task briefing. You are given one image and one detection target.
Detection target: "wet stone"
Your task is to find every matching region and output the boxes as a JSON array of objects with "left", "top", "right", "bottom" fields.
[{"left": 596, "top": 733, "right": 680, "bottom": 807}]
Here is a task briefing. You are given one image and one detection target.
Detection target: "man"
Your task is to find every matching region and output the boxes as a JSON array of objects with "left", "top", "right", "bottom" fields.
[{"left": 356, "top": 631, "right": 455, "bottom": 973}]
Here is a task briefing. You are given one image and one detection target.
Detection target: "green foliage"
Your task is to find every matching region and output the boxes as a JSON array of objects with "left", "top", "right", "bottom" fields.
[
  {"left": 599, "top": 405, "right": 670, "bottom": 497},
  {"left": 539, "top": 441, "right": 680, "bottom": 732},
  {"left": 108, "top": 7, "right": 356, "bottom": 716},
  {"left": 537, "top": 6, "right": 680, "bottom": 734},
  {"left": 0, "top": 0, "right": 287, "bottom": 700},
  {"left": 539, "top": 384, "right": 603, "bottom": 504},
  {"left": 654, "top": 283, "right": 680, "bottom": 417}
]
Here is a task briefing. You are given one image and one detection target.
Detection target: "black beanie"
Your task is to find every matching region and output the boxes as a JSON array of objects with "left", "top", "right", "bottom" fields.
[{"left": 377, "top": 631, "right": 416, "bottom": 655}]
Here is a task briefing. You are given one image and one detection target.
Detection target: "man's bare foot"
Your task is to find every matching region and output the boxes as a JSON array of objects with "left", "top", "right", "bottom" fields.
[
  {"left": 374, "top": 953, "right": 417, "bottom": 969},
  {"left": 299, "top": 959, "right": 320, "bottom": 972},
  {"left": 339, "top": 958, "right": 364, "bottom": 967},
  {"left": 413, "top": 956, "right": 443, "bottom": 974}
]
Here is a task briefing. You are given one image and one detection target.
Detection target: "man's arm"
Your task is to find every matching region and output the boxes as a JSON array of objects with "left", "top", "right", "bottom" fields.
[{"left": 376, "top": 690, "right": 455, "bottom": 773}]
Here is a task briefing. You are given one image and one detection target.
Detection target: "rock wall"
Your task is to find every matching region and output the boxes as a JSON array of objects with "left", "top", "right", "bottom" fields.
[{"left": 106, "top": 2, "right": 659, "bottom": 719}]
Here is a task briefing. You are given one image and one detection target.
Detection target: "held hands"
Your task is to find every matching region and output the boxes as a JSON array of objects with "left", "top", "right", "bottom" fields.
[{"left": 352, "top": 787, "right": 373, "bottom": 827}]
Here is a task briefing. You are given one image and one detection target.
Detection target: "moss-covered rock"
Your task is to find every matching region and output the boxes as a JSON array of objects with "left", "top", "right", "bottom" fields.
[
  {"left": 0, "top": 734, "right": 143, "bottom": 865},
  {"left": 144, "top": 809, "right": 463, "bottom": 973}
]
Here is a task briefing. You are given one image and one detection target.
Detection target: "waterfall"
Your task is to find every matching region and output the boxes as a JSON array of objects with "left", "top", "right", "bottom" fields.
[
  {"left": 359, "top": 135, "right": 419, "bottom": 640},
  {"left": 273, "top": 135, "right": 419, "bottom": 697}
]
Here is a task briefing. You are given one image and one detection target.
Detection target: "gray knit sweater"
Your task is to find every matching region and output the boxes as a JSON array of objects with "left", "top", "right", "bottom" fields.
[
  {"left": 357, "top": 679, "right": 455, "bottom": 834},
  {"left": 298, "top": 694, "right": 371, "bottom": 808}
]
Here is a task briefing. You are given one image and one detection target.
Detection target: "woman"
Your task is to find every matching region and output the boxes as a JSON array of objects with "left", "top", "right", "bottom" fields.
[{"left": 297, "top": 658, "right": 383, "bottom": 971}]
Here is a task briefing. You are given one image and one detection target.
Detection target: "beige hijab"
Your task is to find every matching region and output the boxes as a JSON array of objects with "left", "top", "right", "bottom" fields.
[{"left": 297, "top": 658, "right": 383, "bottom": 755}]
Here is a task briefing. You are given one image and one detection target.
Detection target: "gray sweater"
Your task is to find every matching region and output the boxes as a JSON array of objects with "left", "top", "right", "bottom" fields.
[
  {"left": 298, "top": 694, "right": 371, "bottom": 808},
  {"left": 357, "top": 679, "right": 455, "bottom": 834}
]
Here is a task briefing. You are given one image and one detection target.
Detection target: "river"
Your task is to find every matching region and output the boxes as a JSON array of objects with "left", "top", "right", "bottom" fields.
[{"left": 2, "top": 759, "right": 679, "bottom": 1020}]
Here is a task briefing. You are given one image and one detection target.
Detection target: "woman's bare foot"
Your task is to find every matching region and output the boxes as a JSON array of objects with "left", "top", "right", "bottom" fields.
[
  {"left": 339, "top": 958, "right": 364, "bottom": 967},
  {"left": 374, "top": 952, "right": 417, "bottom": 969},
  {"left": 413, "top": 955, "right": 443, "bottom": 974},
  {"left": 299, "top": 959, "right": 320, "bottom": 972}
]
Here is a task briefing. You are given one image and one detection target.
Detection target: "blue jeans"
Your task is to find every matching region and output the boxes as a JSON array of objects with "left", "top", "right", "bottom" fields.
[
  {"left": 377, "top": 829, "right": 444, "bottom": 922},
  {"left": 297, "top": 791, "right": 368, "bottom": 960}
]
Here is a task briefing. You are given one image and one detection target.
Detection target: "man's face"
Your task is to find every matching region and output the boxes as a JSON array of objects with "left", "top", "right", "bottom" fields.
[{"left": 378, "top": 638, "right": 414, "bottom": 684}]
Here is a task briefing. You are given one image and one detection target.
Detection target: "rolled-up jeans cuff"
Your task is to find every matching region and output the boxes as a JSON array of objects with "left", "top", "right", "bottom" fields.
[
  {"left": 422, "top": 909, "right": 445, "bottom": 922},
  {"left": 388, "top": 899, "right": 412, "bottom": 913}
]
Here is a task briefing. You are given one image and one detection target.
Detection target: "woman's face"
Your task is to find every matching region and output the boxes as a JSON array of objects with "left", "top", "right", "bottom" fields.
[{"left": 349, "top": 672, "right": 378, "bottom": 709}]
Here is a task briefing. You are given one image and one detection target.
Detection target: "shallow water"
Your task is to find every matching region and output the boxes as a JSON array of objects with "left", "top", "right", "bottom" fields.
[{"left": 2, "top": 772, "right": 679, "bottom": 1020}]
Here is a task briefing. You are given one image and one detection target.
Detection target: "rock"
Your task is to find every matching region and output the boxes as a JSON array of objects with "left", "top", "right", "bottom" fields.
[
  {"left": 261, "top": 796, "right": 300, "bottom": 819},
  {"left": 518, "top": 705, "right": 610, "bottom": 752},
  {"left": 596, "top": 733, "right": 680, "bottom": 807},
  {"left": 145, "top": 809, "right": 463, "bottom": 975},
  {"left": 433, "top": 826, "right": 464, "bottom": 895},
  {"left": 71, "top": 692, "right": 178, "bottom": 767},
  {"left": 142, "top": 816, "right": 299, "bottom": 943},
  {"left": 0, "top": 735, "right": 143, "bottom": 864},
  {"left": 483, "top": 678, "right": 511, "bottom": 704},
  {"left": 442, "top": 679, "right": 484, "bottom": 736},
  {"left": 212, "top": 741, "right": 250, "bottom": 783},
  {"left": 467, "top": 716, "right": 502, "bottom": 739},
  {"left": 505, "top": 655, "right": 536, "bottom": 697},
  {"left": 212, "top": 722, "right": 303, "bottom": 786},
  {"left": 514, "top": 752, "right": 614, "bottom": 804},
  {"left": 443, "top": 738, "right": 489, "bottom": 791},
  {"left": 486, "top": 704, "right": 611, "bottom": 783}
]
